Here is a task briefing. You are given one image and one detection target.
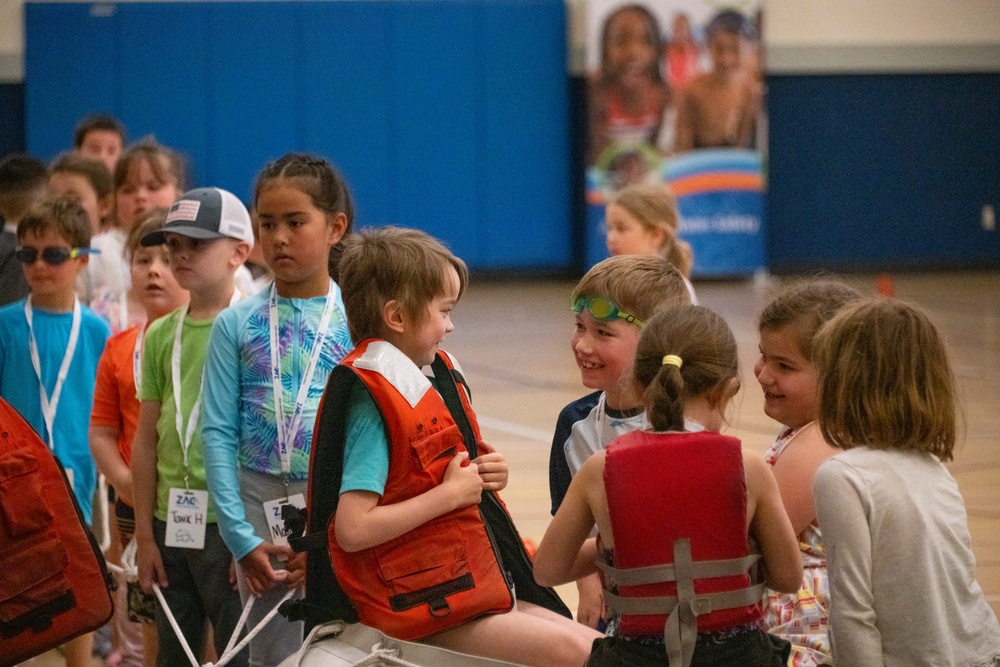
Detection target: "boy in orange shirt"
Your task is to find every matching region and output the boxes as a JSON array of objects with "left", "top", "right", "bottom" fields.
[{"left": 90, "top": 208, "right": 189, "bottom": 665}]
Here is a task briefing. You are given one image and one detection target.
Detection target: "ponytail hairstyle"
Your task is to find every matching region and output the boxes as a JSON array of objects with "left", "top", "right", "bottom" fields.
[
  {"left": 252, "top": 153, "right": 354, "bottom": 282},
  {"left": 633, "top": 305, "right": 739, "bottom": 431},
  {"left": 608, "top": 184, "right": 693, "bottom": 278}
]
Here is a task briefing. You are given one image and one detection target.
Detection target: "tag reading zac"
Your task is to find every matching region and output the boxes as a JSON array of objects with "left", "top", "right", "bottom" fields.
[
  {"left": 65, "top": 467, "right": 74, "bottom": 490},
  {"left": 263, "top": 494, "right": 306, "bottom": 547},
  {"left": 166, "top": 488, "right": 208, "bottom": 550}
]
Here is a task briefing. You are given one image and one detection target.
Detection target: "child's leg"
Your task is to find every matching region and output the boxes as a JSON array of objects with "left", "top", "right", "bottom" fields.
[
  {"left": 152, "top": 519, "right": 208, "bottom": 667},
  {"left": 232, "top": 468, "right": 305, "bottom": 667},
  {"left": 60, "top": 632, "right": 94, "bottom": 667},
  {"left": 191, "top": 524, "right": 247, "bottom": 667},
  {"left": 425, "top": 601, "right": 601, "bottom": 667}
]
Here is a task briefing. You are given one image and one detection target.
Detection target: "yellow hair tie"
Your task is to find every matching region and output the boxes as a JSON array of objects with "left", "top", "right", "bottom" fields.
[{"left": 662, "top": 355, "right": 683, "bottom": 369}]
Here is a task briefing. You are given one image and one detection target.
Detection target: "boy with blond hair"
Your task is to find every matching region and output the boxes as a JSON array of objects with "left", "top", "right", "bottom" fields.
[
  {"left": 548, "top": 254, "right": 691, "bottom": 628},
  {"left": 130, "top": 188, "right": 252, "bottom": 667},
  {"left": 0, "top": 195, "right": 111, "bottom": 666},
  {"left": 304, "top": 226, "right": 599, "bottom": 667}
]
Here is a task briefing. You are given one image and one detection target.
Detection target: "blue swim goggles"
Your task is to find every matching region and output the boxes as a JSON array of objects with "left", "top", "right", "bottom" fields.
[
  {"left": 571, "top": 295, "right": 644, "bottom": 327},
  {"left": 14, "top": 246, "right": 99, "bottom": 266}
]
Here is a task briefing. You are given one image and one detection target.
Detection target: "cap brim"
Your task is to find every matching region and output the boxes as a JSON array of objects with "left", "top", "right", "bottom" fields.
[{"left": 140, "top": 226, "right": 225, "bottom": 247}]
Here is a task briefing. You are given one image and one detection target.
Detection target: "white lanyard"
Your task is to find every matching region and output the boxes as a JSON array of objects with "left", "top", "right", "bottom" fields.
[
  {"left": 269, "top": 281, "right": 337, "bottom": 478},
  {"left": 132, "top": 325, "right": 146, "bottom": 392},
  {"left": 171, "top": 306, "right": 201, "bottom": 487},
  {"left": 118, "top": 289, "right": 129, "bottom": 332},
  {"left": 25, "top": 296, "right": 81, "bottom": 452}
]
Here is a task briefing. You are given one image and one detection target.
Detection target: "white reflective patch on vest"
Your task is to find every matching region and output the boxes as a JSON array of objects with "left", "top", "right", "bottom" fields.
[{"left": 354, "top": 341, "right": 432, "bottom": 408}]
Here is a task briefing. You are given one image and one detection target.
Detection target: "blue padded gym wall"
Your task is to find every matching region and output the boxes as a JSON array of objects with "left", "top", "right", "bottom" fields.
[{"left": 25, "top": 0, "right": 571, "bottom": 271}]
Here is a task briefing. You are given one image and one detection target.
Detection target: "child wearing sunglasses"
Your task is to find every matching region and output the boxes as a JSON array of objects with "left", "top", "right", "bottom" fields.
[
  {"left": 0, "top": 195, "right": 111, "bottom": 667},
  {"left": 549, "top": 255, "right": 691, "bottom": 630}
]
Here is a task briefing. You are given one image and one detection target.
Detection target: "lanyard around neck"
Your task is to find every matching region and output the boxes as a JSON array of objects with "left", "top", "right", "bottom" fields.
[
  {"left": 133, "top": 324, "right": 146, "bottom": 393},
  {"left": 269, "top": 281, "right": 337, "bottom": 476},
  {"left": 25, "top": 296, "right": 81, "bottom": 452},
  {"left": 171, "top": 306, "right": 201, "bottom": 484}
]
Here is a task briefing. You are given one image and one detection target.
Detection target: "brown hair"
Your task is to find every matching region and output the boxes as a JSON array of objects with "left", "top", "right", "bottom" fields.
[
  {"left": 758, "top": 279, "right": 861, "bottom": 360},
  {"left": 17, "top": 195, "right": 93, "bottom": 248},
  {"left": 73, "top": 114, "right": 126, "bottom": 148},
  {"left": 0, "top": 153, "right": 47, "bottom": 223},
  {"left": 633, "top": 305, "right": 739, "bottom": 432},
  {"left": 126, "top": 207, "right": 169, "bottom": 258},
  {"left": 49, "top": 153, "right": 114, "bottom": 200},
  {"left": 572, "top": 255, "right": 690, "bottom": 323},
  {"left": 814, "top": 297, "right": 956, "bottom": 461},
  {"left": 113, "top": 138, "right": 186, "bottom": 214},
  {"left": 608, "top": 184, "right": 693, "bottom": 277},
  {"left": 338, "top": 226, "right": 468, "bottom": 344}
]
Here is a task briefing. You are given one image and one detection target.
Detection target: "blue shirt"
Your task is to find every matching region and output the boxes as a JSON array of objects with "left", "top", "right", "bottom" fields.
[
  {"left": 201, "top": 284, "right": 352, "bottom": 559},
  {"left": 0, "top": 299, "right": 110, "bottom": 522}
]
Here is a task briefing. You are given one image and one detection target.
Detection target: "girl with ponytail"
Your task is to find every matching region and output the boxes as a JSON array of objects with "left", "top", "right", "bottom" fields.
[{"left": 535, "top": 304, "right": 801, "bottom": 667}]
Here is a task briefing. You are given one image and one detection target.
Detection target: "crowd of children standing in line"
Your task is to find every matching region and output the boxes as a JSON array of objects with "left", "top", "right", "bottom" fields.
[{"left": 1, "top": 115, "right": 999, "bottom": 667}]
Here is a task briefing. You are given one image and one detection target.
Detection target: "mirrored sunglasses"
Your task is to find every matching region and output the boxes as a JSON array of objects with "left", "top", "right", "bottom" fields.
[
  {"left": 571, "top": 295, "right": 644, "bottom": 327},
  {"left": 14, "top": 246, "right": 96, "bottom": 266}
]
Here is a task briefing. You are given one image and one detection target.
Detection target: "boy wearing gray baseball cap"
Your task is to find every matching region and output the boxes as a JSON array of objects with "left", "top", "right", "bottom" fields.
[{"left": 132, "top": 187, "right": 253, "bottom": 667}]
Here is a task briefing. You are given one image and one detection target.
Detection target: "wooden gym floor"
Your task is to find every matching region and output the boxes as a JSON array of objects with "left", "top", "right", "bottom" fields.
[{"left": 22, "top": 271, "right": 1000, "bottom": 666}]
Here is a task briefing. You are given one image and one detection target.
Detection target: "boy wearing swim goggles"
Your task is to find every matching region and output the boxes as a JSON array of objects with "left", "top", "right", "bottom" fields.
[
  {"left": 548, "top": 255, "right": 691, "bottom": 630},
  {"left": 0, "top": 195, "right": 111, "bottom": 667}
]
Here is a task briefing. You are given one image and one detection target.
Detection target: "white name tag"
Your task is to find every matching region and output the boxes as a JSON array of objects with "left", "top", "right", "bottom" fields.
[
  {"left": 165, "top": 488, "right": 208, "bottom": 550},
  {"left": 65, "top": 467, "right": 74, "bottom": 491},
  {"left": 263, "top": 494, "right": 306, "bottom": 548}
]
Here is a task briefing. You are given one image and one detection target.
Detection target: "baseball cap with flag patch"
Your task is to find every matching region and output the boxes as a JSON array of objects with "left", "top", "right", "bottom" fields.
[{"left": 141, "top": 187, "right": 254, "bottom": 247}]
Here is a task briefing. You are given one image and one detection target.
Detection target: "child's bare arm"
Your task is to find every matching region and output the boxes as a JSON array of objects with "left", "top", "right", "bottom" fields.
[
  {"left": 335, "top": 451, "right": 482, "bottom": 553},
  {"left": 673, "top": 87, "right": 696, "bottom": 153},
  {"left": 131, "top": 400, "right": 168, "bottom": 592},
  {"left": 744, "top": 449, "right": 802, "bottom": 593},
  {"left": 771, "top": 425, "right": 839, "bottom": 536},
  {"left": 89, "top": 424, "right": 133, "bottom": 504},
  {"left": 534, "top": 454, "right": 603, "bottom": 587},
  {"left": 473, "top": 440, "right": 508, "bottom": 491}
]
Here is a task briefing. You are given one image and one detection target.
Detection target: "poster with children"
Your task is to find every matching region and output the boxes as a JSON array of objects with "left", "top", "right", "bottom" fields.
[{"left": 584, "top": 0, "right": 765, "bottom": 276}]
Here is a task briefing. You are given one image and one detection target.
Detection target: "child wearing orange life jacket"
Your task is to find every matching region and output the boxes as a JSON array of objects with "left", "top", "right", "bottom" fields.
[
  {"left": 315, "top": 226, "right": 600, "bottom": 667},
  {"left": 535, "top": 304, "right": 802, "bottom": 667}
]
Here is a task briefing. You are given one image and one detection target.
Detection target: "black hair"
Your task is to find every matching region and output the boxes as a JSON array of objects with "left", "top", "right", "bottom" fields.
[
  {"left": 600, "top": 4, "right": 664, "bottom": 84},
  {"left": 253, "top": 153, "right": 355, "bottom": 282},
  {"left": 0, "top": 153, "right": 48, "bottom": 193},
  {"left": 73, "top": 114, "right": 127, "bottom": 148},
  {"left": 705, "top": 9, "right": 757, "bottom": 42}
]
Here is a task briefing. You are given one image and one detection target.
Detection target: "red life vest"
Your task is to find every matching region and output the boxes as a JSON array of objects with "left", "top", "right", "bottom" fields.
[
  {"left": 326, "top": 340, "right": 514, "bottom": 640},
  {"left": 0, "top": 397, "right": 113, "bottom": 665},
  {"left": 600, "top": 430, "right": 763, "bottom": 667}
]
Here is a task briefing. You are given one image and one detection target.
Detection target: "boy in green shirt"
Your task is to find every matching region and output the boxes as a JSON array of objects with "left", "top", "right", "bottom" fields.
[{"left": 130, "top": 188, "right": 253, "bottom": 666}]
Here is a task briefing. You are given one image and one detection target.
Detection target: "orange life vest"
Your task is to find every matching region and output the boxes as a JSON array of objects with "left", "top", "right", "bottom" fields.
[
  {"left": 600, "top": 430, "right": 764, "bottom": 667},
  {"left": 0, "top": 397, "right": 113, "bottom": 665},
  {"left": 309, "top": 340, "right": 530, "bottom": 642}
]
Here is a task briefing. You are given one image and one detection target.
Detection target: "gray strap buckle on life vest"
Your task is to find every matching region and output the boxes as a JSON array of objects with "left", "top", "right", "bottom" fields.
[{"left": 598, "top": 539, "right": 765, "bottom": 667}]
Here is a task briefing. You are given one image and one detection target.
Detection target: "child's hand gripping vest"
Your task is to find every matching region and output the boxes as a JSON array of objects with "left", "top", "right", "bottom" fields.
[
  {"left": 0, "top": 398, "right": 114, "bottom": 667},
  {"left": 285, "top": 340, "right": 570, "bottom": 639}
]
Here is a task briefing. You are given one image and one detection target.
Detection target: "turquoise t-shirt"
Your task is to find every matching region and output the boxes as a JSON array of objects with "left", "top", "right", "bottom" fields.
[
  {"left": 340, "top": 382, "right": 391, "bottom": 495},
  {"left": 0, "top": 300, "right": 110, "bottom": 523},
  {"left": 138, "top": 307, "right": 217, "bottom": 523}
]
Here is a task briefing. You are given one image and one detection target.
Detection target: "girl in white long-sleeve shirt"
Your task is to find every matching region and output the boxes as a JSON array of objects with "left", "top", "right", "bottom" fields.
[{"left": 812, "top": 297, "right": 1000, "bottom": 667}]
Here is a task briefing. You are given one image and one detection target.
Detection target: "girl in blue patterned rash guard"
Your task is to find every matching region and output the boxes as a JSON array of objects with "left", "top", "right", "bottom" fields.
[{"left": 201, "top": 154, "right": 354, "bottom": 667}]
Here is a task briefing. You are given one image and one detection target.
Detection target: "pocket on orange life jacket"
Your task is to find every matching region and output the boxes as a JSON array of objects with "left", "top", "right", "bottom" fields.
[
  {"left": 0, "top": 450, "right": 73, "bottom": 637},
  {"left": 377, "top": 540, "right": 473, "bottom": 614},
  {"left": 409, "top": 422, "right": 462, "bottom": 470}
]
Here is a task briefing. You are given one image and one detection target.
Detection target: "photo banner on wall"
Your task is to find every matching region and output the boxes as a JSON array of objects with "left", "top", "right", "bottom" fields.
[{"left": 583, "top": 0, "right": 765, "bottom": 276}]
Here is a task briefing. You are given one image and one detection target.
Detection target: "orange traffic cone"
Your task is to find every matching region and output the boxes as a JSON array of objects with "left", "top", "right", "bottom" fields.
[{"left": 876, "top": 273, "right": 894, "bottom": 297}]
